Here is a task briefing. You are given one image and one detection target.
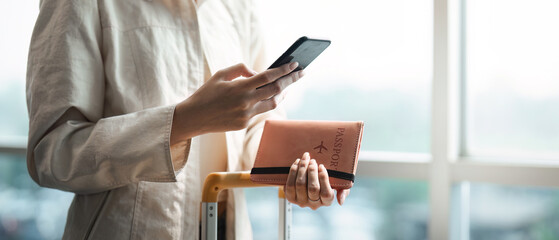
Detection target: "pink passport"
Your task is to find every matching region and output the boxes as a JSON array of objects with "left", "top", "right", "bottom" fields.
[{"left": 250, "top": 120, "right": 364, "bottom": 189}]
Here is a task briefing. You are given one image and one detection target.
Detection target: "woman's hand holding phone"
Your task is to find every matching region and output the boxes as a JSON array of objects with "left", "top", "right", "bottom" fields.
[{"left": 170, "top": 62, "right": 304, "bottom": 145}]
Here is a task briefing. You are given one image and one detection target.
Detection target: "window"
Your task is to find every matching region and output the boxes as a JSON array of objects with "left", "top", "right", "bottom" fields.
[
  {"left": 0, "top": 2, "right": 34, "bottom": 138},
  {"left": 0, "top": 154, "right": 73, "bottom": 239},
  {"left": 451, "top": 182, "right": 559, "bottom": 240},
  {"left": 453, "top": 0, "right": 559, "bottom": 239},
  {"left": 464, "top": 0, "right": 559, "bottom": 160}
]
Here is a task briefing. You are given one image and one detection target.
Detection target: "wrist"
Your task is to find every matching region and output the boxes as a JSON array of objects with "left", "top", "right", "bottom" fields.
[{"left": 170, "top": 100, "right": 205, "bottom": 145}]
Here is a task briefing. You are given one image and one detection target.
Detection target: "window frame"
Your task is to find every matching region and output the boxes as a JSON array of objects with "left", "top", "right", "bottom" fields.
[{"left": 0, "top": 136, "right": 26, "bottom": 155}]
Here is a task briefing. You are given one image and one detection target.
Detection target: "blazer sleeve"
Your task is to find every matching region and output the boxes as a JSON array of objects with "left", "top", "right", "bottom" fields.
[{"left": 26, "top": 0, "right": 184, "bottom": 194}]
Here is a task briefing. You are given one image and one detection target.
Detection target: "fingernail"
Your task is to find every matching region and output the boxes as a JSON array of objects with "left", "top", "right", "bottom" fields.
[
  {"left": 340, "top": 194, "right": 347, "bottom": 206},
  {"left": 294, "top": 159, "right": 300, "bottom": 165},
  {"left": 289, "top": 62, "right": 299, "bottom": 70},
  {"left": 310, "top": 159, "right": 316, "bottom": 165},
  {"left": 303, "top": 152, "right": 310, "bottom": 160},
  {"left": 298, "top": 70, "right": 305, "bottom": 78}
]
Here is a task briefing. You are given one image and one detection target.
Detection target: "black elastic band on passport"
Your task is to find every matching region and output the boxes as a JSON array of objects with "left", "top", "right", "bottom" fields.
[{"left": 251, "top": 167, "right": 355, "bottom": 182}]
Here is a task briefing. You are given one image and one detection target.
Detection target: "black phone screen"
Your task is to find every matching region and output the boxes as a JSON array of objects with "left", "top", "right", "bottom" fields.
[
  {"left": 268, "top": 36, "right": 331, "bottom": 71},
  {"left": 256, "top": 37, "right": 330, "bottom": 89}
]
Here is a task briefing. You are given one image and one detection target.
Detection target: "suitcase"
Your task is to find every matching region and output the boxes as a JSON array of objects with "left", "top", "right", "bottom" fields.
[{"left": 201, "top": 171, "right": 292, "bottom": 240}]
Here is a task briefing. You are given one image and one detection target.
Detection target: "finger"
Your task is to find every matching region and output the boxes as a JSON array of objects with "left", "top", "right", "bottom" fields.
[
  {"left": 216, "top": 63, "right": 257, "bottom": 81},
  {"left": 275, "top": 70, "right": 304, "bottom": 92},
  {"left": 318, "top": 164, "right": 335, "bottom": 206},
  {"left": 253, "top": 70, "right": 304, "bottom": 101},
  {"left": 251, "top": 94, "right": 281, "bottom": 116},
  {"left": 295, "top": 152, "right": 310, "bottom": 203},
  {"left": 271, "top": 88, "right": 289, "bottom": 107},
  {"left": 337, "top": 189, "right": 351, "bottom": 206},
  {"left": 307, "top": 159, "right": 321, "bottom": 203},
  {"left": 285, "top": 159, "right": 300, "bottom": 203},
  {"left": 242, "top": 62, "right": 299, "bottom": 89}
]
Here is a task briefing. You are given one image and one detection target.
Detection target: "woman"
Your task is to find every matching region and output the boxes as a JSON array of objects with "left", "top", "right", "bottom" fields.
[{"left": 26, "top": 0, "right": 349, "bottom": 239}]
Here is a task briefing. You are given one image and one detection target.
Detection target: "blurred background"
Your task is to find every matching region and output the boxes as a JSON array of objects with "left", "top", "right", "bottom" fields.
[{"left": 1, "top": 0, "right": 559, "bottom": 239}]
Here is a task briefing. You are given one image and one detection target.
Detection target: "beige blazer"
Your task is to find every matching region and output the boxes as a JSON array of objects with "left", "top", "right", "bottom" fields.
[{"left": 26, "top": 0, "right": 282, "bottom": 239}]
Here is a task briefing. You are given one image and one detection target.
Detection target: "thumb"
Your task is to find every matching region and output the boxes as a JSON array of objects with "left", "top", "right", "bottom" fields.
[{"left": 337, "top": 189, "right": 350, "bottom": 206}]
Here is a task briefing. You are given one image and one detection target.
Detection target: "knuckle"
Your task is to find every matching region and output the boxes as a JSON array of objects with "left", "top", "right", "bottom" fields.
[
  {"left": 290, "top": 72, "right": 299, "bottom": 81},
  {"left": 239, "top": 106, "right": 250, "bottom": 115},
  {"left": 308, "top": 183, "right": 320, "bottom": 193},
  {"left": 283, "top": 63, "right": 292, "bottom": 72},
  {"left": 268, "top": 98, "right": 278, "bottom": 109},
  {"left": 261, "top": 73, "right": 272, "bottom": 83},
  {"left": 322, "top": 191, "right": 334, "bottom": 200},
  {"left": 307, "top": 163, "right": 317, "bottom": 171},
  {"left": 296, "top": 178, "right": 306, "bottom": 187},
  {"left": 214, "top": 69, "right": 224, "bottom": 77},
  {"left": 270, "top": 82, "right": 281, "bottom": 94},
  {"left": 289, "top": 167, "right": 298, "bottom": 175},
  {"left": 290, "top": 163, "right": 299, "bottom": 170},
  {"left": 238, "top": 99, "right": 251, "bottom": 111}
]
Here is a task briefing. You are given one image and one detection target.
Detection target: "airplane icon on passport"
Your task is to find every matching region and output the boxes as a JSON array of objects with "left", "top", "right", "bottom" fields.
[{"left": 314, "top": 141, "right": 328, "bottom": 154}]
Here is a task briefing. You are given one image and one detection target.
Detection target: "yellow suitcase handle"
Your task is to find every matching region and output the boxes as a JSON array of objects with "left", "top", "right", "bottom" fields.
[
  {"left": 201, "top": 171, "right": 273, "bottom": 202},
  {"left": 201, "top": 171, "right": 290, "bottom": 240}
]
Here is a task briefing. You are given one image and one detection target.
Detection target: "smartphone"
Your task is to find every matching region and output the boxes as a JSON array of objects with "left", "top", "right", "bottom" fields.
[
  {"left": 257, "top": 36, "right": 331, "bottom": 88},
  {"left": 268, "top": 36, "right": 331, "bottom": 71}
]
